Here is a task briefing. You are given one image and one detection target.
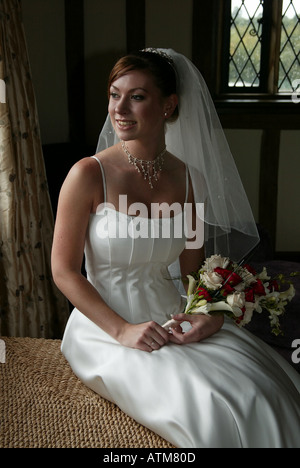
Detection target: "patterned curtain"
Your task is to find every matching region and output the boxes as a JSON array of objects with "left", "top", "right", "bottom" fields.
[{"left": 0, "top": 0, "right": 69, "bottom": 337}]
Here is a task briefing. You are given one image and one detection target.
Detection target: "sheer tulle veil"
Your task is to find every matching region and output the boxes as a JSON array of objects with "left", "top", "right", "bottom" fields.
[{"left": 96, "top": 48, "right": 260, "bottom": 264}]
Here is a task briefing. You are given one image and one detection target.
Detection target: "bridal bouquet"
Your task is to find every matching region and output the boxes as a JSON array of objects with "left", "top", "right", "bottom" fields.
[{"left": 164, "top": 254, "right": 297, "bottom": 336}]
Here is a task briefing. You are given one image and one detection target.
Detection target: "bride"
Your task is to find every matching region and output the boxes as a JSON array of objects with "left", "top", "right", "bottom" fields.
[{"left": 51, "top": 48, "right": 300, "bottom": 448}]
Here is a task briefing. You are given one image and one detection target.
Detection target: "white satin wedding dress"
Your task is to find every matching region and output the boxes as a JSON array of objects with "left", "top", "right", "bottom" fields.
[{"left": 61, "top": 157, "right": 300, "bottom": 448}]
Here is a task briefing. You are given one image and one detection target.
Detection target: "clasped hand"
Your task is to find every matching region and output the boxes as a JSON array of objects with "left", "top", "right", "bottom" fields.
[{"left": 119, "top": 314, "right": 224, "bottom": 353}]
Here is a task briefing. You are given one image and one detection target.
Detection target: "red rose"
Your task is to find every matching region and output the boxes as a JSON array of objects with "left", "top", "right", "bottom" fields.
[
  {"left": 214, "top": 267, "right": 230, "bottom": 279},
  {"left": 252, "top": 279, "right": 266, "bottom": 296},
  {"left": 269, "top": 280, "right": 279, "bottom": 292},
  {"left": 221, "top": 283, "right": 235, "bottom": 296},
  {"left": 245, "top": 288, "right": 255, "bottom": 302},
  {"left": 214, "top": 268, "right": 242, "bottom": 286},
  {"left": 196, "top": 287, "right": 213, "bottom": 302}
]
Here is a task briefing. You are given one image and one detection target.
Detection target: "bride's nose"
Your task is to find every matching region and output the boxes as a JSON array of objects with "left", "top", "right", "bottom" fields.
[{"left": 115, "top": 97, "right": 129, "bottom": 115}]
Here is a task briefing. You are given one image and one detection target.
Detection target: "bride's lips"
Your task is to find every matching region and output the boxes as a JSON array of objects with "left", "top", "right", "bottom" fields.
[{"left": 116, "top": 119, "right": 137, "bottom": 130}]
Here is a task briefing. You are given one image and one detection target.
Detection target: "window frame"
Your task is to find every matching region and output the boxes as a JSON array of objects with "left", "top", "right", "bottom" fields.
[
  {"left": 221, "top": 0, "right": 300, "bottom": 101},
  {"left": 220, "top": 0, "right": 278, "bottom": 95},
  {"left": 193, "top": 0, "right": 299, "bottom": 109},
  {"left": 192, "top": 0, "right": 300, "bottom": 261}
]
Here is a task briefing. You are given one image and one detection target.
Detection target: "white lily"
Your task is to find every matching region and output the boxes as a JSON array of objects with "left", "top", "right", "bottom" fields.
[
  {"left": 278, "top": 284, "right": 295, "bottom": 301},
  {"left": 237, "top": 302, "right": 255, "bottom": 327},
  {"left": 189, "top": 301, "right": 243, "bottom": 318},
  {"left": 186, "top": 275, "right": 197, "bottom": 296},
  {"left": 257, "top": 267, "right": 271, "bottom": 281}
]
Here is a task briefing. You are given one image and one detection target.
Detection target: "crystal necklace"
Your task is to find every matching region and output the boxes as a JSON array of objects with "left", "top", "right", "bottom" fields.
[{"left": 121, "top": 141, "right": 166, "bottom": 189}]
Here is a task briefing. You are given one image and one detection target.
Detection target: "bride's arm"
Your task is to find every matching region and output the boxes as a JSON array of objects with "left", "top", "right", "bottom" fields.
[
  {"left": 51, "top": 157, "right": 169, "bottom": 352},
  {"left": 51, "top": 158, "right": 124, "bottom": 337}
]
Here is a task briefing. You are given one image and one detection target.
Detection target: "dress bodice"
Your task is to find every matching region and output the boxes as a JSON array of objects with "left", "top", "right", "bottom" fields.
[{"left": 84, "top": 156, "right": 188, "bottom": 325}]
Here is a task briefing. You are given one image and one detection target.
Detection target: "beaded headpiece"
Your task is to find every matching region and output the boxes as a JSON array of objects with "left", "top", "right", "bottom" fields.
[{"left": 142, "top": 48, "right": 174, "bottom": 68}]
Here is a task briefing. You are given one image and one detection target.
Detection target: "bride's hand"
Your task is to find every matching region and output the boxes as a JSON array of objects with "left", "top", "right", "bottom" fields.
[
  {"left": 118, "top": 321, "right": 170, "bottom": 353},
  {"left": 168, "top": 313, "right": 224, "bottom": 345}
]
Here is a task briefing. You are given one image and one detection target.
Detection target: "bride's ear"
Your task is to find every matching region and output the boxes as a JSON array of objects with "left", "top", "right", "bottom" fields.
[{"left": 164, "top": 94, "right": 179, "bottom": 121}]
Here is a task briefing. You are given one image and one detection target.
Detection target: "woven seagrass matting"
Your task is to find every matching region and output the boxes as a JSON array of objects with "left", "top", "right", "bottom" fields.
[{"left": 0, "top": 337, "right": 174, "bottom": 448}]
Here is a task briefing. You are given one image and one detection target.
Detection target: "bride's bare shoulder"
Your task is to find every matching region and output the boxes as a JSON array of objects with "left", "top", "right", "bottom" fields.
[
  {"left": 94, "top": 145, "right": 122, "bottom": 165},
  {"left": 68, "top": 146, "right": 119, "bottom": 180}
]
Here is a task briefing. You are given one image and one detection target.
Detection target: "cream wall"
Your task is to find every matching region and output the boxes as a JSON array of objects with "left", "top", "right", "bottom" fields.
[
  {"left": 224, "top": 130, "right": 262, "bottom": 222},
  {"left": 277, "top": 131, "right": 300, "bottom": 252},
  {"left": 21, "top": 0, "right": 300, "bottom": 253}
]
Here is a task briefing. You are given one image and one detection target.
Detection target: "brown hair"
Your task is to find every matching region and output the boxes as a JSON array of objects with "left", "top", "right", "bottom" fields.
[{"left": 108, "top": 51, "right": 179, "bottom": 121}]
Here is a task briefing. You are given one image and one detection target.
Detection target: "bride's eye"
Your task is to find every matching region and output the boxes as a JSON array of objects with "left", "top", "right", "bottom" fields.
[
  {"left": 110, "top": 92, "right": 119, "bottom": 99},
  {"left": 131, "top": 94, "right": 144, "bottom": 101}
]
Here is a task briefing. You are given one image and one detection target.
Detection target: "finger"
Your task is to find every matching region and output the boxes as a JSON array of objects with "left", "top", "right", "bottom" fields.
[
  {"left": 139, "top": 338, "right": 160, "bottom": 353},
  {"left": 171, "top": 313, "right": 188, "bottom": 321},
  {"left": 168, "top": 333, "right": 184, "bottom": 345},
  {"left": 149, "top": 325, "right": 170, "bottom": 346},
  {"left": 135, "top": 341, "right": 155, "bottom": 353},
  {"left": 170, "top": 314, "right": 194, "bottom": 326},
  {"left": 145, "top": 333, "right": 162, "bottom": 350},
  {"left": 149, "top": 339, "right": 160, "bottom": 350},
  {"left": 168, "top": 327, "right": 186, "bottom": 344},
  {"left": 154, "top": 332, "right": 169, "bottom": 346},
  {"left": 147, "top": 328, "right": 170, "bottom": 350}
]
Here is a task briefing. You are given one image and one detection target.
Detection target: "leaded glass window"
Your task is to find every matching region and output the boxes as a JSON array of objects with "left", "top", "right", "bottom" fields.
[
  {"left": 223, "top": 0, "right": 300, "bottom": 94},
  {"left": 229, "top": 0, "right": 264, "bottom": 88},
  {"left": 279, "top": 0, "right": 300, "bottom": 91}
]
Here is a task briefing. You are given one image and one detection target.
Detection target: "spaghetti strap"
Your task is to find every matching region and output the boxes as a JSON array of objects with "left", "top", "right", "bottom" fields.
[
  {"left": 91, "top": 156, "right": 107, "bottom": 203},
  {"left": 90, "top": 155, "right": 187, "bottom": 206},
  {"left": 185, "top": 166, "right": 189, "bottom": 204}
]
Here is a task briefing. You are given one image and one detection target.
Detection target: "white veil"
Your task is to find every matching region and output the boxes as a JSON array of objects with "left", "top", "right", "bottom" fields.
[{"left": 96, "top": 48, "right": 260, "bottom": 263}]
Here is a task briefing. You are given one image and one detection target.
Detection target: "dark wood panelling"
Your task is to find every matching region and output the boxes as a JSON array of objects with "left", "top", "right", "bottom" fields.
[
  {"left": 126, "top": 0, "right": 145, "bottom": 53},
  {"left": 64, "top": 0, "right": 85, "bottom": 148}
]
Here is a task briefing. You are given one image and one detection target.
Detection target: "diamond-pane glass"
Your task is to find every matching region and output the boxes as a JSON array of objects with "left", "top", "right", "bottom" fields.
[
  {"left": 229, "top": 0, "right": 264, "bottom": 87},
  {"left": 278, "top": 0, "right": 300, "bottom": 92}
]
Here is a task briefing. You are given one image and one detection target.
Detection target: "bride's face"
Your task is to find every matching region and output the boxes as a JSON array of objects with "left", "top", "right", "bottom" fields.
[{"left": 108, "top": 69, "right": 169, "bottom": 143}]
